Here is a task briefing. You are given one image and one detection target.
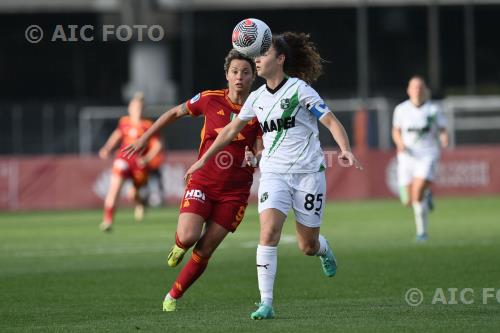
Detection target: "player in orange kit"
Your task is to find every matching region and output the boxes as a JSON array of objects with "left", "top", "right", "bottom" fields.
[
  {"left": 99, "top": 92, "right": 163, "bottom": 231},
  {"left": 123, "top": 49, "right": 262, "bottom": 311}
]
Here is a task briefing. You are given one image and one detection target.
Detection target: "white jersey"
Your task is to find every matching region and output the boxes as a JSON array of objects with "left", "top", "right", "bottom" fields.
[
  {"left": 393, "top": 100, "right": 446, "bottom": 157},
  {"left": 238, "top": 77, "right": 331, "bottom": 174}
]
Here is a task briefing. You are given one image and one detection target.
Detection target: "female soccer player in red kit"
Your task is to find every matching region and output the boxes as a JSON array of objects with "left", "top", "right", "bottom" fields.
[
  {"left": 123, "top": 49, "right": 263, "bottom": 311},
  {"left": 99, "top": 93, "right": 162, "bottom": 231}
]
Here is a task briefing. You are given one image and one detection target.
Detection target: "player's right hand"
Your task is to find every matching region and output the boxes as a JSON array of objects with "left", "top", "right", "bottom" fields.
[
  {"left": 121, "top": 139, "right": 146, "bottom": 159},
  {"left": 98, "top": 148, "right": 109, "bottom": 159}
]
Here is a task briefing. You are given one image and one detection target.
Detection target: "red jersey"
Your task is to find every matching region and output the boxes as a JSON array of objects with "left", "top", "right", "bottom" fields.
[
  {"left": 115, "top": 116, "right": 159, "bottom": 158},
  {"left": 186, "top": 89, "right": 262, "bottom": 195}
]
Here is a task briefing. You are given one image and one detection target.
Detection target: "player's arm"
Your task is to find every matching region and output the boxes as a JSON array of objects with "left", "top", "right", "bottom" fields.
[
  {"left": 122, "top": 104, "right": 188, "bottom": 158},
  {"left": 320, "top": 112, "right": 363, "bottom": 170},
  {"left": 185, "top": 117, "right": 249, "bottom": 178},
  {"left": 99, "top": 129, "right": 122, "bottom": 159},
  {"left": 439, "top": 128, "right": 449, "bottom": 148},
  {"left": 392, "top": 126, "right": 405, "bottom": 153}
]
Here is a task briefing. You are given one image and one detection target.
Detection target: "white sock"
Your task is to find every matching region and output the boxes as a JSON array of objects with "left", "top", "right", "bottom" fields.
[
  {"left": 412, "top": 201, "right": 428, "bottom": 236},
  {"left": 165, "top": 293, "right": 174, "bottom": 300},
  {"left": 315, "top": 234, "right": 329, "bottom": 256},
  {"left": 256, "top": 244, "right": 277, "bottom": 307}
]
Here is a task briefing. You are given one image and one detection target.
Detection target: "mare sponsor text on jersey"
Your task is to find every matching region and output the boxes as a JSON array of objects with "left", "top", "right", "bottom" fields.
[{"left": 260, "top": 116, "right": 296, "bottom": 133}]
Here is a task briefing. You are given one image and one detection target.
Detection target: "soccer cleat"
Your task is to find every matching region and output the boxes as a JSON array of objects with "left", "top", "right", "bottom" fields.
[
  {"left": 416, "top": 233, "right": 428, "bottom": 242},
  {"left": 167, "top": 245, "right": 186, "bottom": 267},
  {"left": 162, "top": 297, "right": 177, "bottom": 312},
  {"left": 319, "top": 241, "right": 337, "bottom": 277},
  {"left": 134, "top": 204, "right": 145, "bottom": 222},
  {"left": 250, "top": 302, "right": 275, "bottom": 320},
  {"left": 99, "top": 221, "right": 112, "bottom": 232}
]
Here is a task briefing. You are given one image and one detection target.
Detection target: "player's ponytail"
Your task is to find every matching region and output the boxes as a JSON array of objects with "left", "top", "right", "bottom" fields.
[{"left": 273, "top": 32, "right": 323, "bottom": 84}]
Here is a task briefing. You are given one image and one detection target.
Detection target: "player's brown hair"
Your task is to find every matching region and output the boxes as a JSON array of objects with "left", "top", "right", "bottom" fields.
[
  {"left": 273, "top": 32, "right": 323, "bottom": 84},
  {"left": 224, "top": 49, "right": 256, "bottom": 75}
]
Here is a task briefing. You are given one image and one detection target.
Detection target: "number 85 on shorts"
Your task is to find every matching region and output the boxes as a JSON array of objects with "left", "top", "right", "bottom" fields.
[{"left": 258, "top": 172, "right": 326, "bottom": 228}]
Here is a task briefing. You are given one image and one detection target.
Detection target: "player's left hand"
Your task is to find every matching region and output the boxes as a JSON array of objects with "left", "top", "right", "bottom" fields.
[
  {"left": 338, "top": 151, "right": 363, "bottom": 170},
  {"left": 184, "top": 159, "right": 205, "bottom": 182},
  {"left": 244, "top": 146, "right": 258, "bottom": 167}
]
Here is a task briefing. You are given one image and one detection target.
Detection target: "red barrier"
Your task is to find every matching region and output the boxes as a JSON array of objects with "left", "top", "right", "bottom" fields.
[{"left": 1, "top": 146, "right": 499, "bottom": 211}]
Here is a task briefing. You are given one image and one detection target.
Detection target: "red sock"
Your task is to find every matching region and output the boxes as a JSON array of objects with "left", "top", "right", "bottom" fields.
[
  {"left": 175, "top": 232, "right": 189, "bottom": 250},
  {"left": 103, "top": 206, "right": 114, "bottom": 223},
  {"left": 169, "top": 250, "right": 210, "bottom": 299}
]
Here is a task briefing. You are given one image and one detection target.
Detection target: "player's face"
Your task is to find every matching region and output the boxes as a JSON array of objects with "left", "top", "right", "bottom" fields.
[
  {"left": 407, "top": 78, "right": 428, "bottom": 106},
  {"left": 128, "top": 98, "right": 143, "bottom": 120},
  {"left": 226, "top": 59, "right": 254, "bottom": 94},
  {"left": 255, "top": 46, "right": 283, "bottom": 79}
]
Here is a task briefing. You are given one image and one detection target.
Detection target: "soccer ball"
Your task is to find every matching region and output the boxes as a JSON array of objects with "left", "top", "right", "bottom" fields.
[{"left": 231, "top": 18, "right": 272, "bottom": 58}]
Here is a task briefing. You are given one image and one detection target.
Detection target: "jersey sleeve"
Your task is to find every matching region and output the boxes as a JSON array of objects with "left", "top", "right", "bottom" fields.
[
  {"left": 435, "top": 105, "right": 447, "bottom": 128},
  {"left": 298, "top": 83, "right": 332, "bottom": 120},
  {"left": 238, "top": 92, "right": 257, "bottom": 121},
  {"left": 185, "top": 92, "right": 205, "bottom": 117},
  {"left": 392, "top": 106, "right": 402, "bottom": 128}
]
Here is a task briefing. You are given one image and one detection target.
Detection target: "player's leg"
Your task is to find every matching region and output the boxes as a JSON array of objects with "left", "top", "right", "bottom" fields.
[
  {"left": 167, "top": 213, "right": 205, "bottom": 267},
  {"left": 411, "top": 177, "right": 432, "bottom": 241},
  {"left": 411, "top": 157, "right": 438, "bottom": 241},
  {"left": 164, "top": 221, "right": 230, "bottom": 311},
  {"left": 397, "top": 152, "right": 413, "bottom": 206},
  {"left": 168, "top": 185, "right": 212, "bottom": 267},
  {"left": 251, "top": 174, "right": 291, "bottom": 319},
  {"left": 131, "top": 169, "right": 148, "bottom": 222},
  {"left": 100, "top": 172, "right": 126, "bottom": 231},
  {"left": 292, "top": 172, "right": 336, "bottom": 277},
  {"left": 164, "top": 200, "right": 246, "bottom": 311}
]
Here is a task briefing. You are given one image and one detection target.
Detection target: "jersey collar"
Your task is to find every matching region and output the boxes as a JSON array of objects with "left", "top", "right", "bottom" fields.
[{"left": 266, "top": 77, "right": 288, "bottom": 94}]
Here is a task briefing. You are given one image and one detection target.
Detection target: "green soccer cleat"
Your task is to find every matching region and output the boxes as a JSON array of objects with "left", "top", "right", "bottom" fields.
[
  {"left": 250, "top": 302, "right": 275, "bottom": 320},
  {"left": 167, "top": 245, "right": 186, "bottom": 267},
  {"left": 319, "top": 241, "right": 337, "bottom": 277},
  {"left": 162, "top": 297, "right": 177, "bottom": 312}
]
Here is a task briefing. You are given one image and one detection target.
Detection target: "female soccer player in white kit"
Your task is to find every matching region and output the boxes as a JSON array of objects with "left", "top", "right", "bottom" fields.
[
  {"left": 392, "top": 76, "right": 448, "bottom": 242},
  {"left": 185, "top": 33, "right": 362, "bottom": 319}
]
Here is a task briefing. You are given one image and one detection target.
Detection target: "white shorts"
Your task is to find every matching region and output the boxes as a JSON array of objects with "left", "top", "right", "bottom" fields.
[
  {"left": 397, "top": 152, "right": 439, "bottom": 186},
  {"left": 258, "top": 172, "right": 326, "bottom": 228}
]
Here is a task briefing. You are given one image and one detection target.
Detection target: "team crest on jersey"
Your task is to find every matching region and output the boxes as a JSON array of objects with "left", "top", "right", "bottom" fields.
[
  {"left": 280, "top": 98, "right": 290, "bottom": 109},
  {"left": 260, "top": 192, "right": 268, "bottom": 203},
  {"left": 190, "top": 93, "right": 201, "bottom": 104}
]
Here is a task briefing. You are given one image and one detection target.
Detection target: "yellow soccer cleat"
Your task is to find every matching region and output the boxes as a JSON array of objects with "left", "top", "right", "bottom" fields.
[
  {"left": 162, "top": 296, "right": 177, "bottom": 312},
  {"left": 167, "top": 245, "right": 186, "bottom": 267}
]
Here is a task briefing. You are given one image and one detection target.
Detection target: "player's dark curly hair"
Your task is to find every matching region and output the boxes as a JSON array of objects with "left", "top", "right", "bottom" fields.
[
  {"left": 224, "top": 49, "right": 256, "bottom": 75},
  {"left": 273, "top": 32, "right": 323, "bottom": 84}
]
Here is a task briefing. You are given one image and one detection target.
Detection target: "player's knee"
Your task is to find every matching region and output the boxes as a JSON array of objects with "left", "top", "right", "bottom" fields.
[
  {"left": 176, "top": 232, "right": 198, "bottom": 249},
  {"left": 298, "top": 242, "right": 317, "bottom": 256}
]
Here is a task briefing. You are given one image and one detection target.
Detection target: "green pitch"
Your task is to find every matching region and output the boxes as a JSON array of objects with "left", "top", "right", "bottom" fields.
[{"left": 1, "top": 196, "right": 499, "bottom": 332}]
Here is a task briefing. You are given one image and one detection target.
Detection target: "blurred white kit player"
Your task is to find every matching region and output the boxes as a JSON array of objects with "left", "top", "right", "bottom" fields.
[{"left": 392, "top": 76, "right": 448, "bottom": 242}]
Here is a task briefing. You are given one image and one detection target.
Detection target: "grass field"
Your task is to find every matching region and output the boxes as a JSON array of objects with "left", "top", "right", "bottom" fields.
[{"left": 1, "top": 196, "right": 500, "bottom": 332}]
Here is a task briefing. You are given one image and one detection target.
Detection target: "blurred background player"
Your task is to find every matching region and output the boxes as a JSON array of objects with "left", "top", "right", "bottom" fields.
[
  {"left": 99, "top": 92, "right": 163, "bottom": 231},
  {"left": 185, "top": 32, "right": 362, "bottom": 320},
  {"left": 392, "top": 76, "right": 448, "bottom": 242},
  {"left": 123, "top": 49, "right": 263, "bottom": 311}
]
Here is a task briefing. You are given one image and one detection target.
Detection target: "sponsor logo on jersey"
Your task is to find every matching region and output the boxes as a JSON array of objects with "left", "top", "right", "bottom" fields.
[
  {"left": 184, "top": 189, "right": 206, "bottom": 202},
  {"left": 260, "top": 116, "right": 296, "bottom": 133},
  {"left": 190, "top": 93, "right": 201, "bottom": 104}
]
